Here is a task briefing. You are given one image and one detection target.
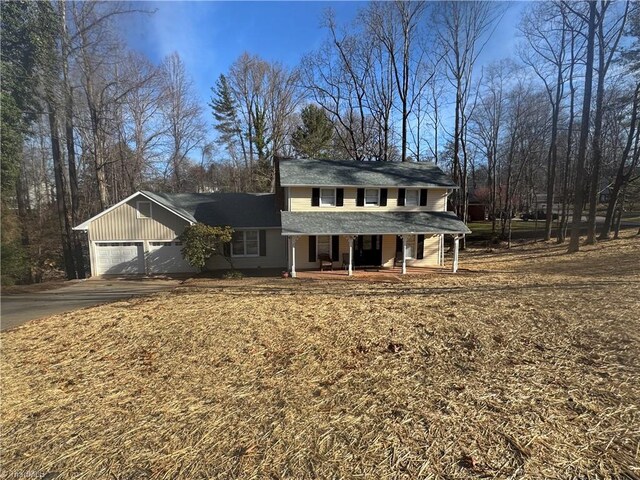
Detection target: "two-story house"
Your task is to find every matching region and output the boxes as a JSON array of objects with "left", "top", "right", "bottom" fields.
[
  {"left": 74, "top": 158, "right": 469, "bottom": 276},
  {"left": 277, "top": 158, "right": 470, "bottom": 276}
]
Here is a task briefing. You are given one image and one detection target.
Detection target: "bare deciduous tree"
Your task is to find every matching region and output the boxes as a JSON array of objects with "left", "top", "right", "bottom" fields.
[
  {"left": 436, "top": 1, "right": 502, "bottom": 248},
  {"left": 159, "top": 52, "right": 205, "bottom": 192}
]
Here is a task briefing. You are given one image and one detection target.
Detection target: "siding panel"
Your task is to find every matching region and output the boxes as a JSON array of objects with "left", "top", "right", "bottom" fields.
[
  {"left": 410, "top": 234, "right": 440, "bottom": 267},
  {"left": 206, "top": 229, "right": 286, "bottom": 270},
  {"left": 89, "top": 198, "right": 189, "bottom": 241},
  {"left": 288, "top": 187, "right": 447, "bottom": 212}
]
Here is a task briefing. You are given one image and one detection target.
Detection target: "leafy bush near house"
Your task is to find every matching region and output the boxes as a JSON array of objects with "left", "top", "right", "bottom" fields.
[
  {"left": 222, "top": 270, "right": 244, "bottom": 279},
  {"left": 179, "top": 223, "right": 234, "bottom": 269}
]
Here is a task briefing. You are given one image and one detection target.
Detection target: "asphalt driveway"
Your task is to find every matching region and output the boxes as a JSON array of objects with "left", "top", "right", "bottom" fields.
[{"left": 1, "top": 279, "right": 181, "bottom": 331}]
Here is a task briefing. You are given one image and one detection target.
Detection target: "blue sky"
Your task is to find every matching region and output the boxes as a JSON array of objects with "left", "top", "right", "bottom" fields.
[{"left": 120, "top": 1, "right": 528, "bottom": 113}]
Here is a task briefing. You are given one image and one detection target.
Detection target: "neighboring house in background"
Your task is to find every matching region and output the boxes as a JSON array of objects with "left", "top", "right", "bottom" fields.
[
  {"left": 74, "top": 158, "right": 470, "bottom": 277},
  {"left": 531, "top": 193, "right": 563, "bottom": 215},
  {"left": 467, "top": 191, "right": 488, "bottom": 222},
  {"left": 599, "top": 186, "right": 611, "bottom": 204}
]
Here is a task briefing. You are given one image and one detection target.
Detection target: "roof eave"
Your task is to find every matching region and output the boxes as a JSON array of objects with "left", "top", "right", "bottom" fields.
[
  {"left": 282, "top": 229, "right": 471, "bottom": 236},
  {"left": 280, "top": 183, "right": 459, "bottom": 189},
  {"left": 73, "top": 191, "right": 196, "bottom": 230}
]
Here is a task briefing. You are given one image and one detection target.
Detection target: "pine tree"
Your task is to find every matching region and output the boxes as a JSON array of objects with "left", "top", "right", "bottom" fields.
[
  {"left": 291, "top": 105, "right": 334, "bottom": 159},
  {"left": 209, "top": 74, "right": 243, "bottom": 158}
]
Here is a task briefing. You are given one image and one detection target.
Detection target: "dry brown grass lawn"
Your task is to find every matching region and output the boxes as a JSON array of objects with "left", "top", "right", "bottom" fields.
[{"left": 2, "top": 235, "right": 639, "bottom": 479}]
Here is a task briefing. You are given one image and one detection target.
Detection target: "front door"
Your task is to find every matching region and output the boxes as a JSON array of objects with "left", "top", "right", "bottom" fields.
[{"left": 355, "top": 235, "right": 382, "bottom": 267}]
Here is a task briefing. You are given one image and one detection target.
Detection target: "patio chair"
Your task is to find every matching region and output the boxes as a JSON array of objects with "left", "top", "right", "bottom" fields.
[{"left": 318, "top": 253, "right": 333, "bottom": 271}]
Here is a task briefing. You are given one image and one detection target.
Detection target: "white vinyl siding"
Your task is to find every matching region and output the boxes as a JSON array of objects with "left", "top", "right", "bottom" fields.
[
  {"left": 320, "top": 188, "right": 336, "bottom": 207},
  {"left": 287, "top": 187, "right": 447, "bottom": 212},
  {"left": 232, "top": 230, "right": 259, "bottom": 257},
  {"left": 88, "top": 197, "right": 189, "bottom": 241}
]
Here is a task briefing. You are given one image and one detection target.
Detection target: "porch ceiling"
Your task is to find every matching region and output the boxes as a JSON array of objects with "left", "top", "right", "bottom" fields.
[{"left": 281, "top": 211, "right": 471, "bottom": 236}]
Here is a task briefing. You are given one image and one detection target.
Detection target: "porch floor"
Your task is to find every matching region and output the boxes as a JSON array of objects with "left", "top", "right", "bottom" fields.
[{"left": 295, "top": 265, "right": 450, "bottom": 282}]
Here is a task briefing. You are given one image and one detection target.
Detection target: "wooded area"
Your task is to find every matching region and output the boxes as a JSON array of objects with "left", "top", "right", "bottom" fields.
[{"left": 1, "top": 0, "right": 639, "bottom": 285}]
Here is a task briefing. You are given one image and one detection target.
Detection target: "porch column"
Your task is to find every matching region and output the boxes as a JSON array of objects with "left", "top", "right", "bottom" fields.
[
  {"left": 290, "top": 236, "right": 299, "bottom": 278},
  {"left": 401, "top": 235, "right": 408, "bottom": 274},
  {"left": 345, "top": 235, "right": 356, "bottom": 276},
  {"left": 452, "top": 235, "right": 460, "bottom": 273}
]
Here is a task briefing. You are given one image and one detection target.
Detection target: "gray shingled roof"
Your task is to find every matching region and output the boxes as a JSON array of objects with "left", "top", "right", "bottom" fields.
[
  {"left": 141, "top": 191, "right": 281, "bottom": 228},
  {"left": 279, "top": 158, "right": 458, "bottom": 188},
  {"left": 281, "top": 211, "right": 471, "bottom": 235}
]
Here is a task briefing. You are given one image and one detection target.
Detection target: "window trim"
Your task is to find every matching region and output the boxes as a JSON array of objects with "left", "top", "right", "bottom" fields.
[
  {"left": 364, "top": 188, "right": 380, "bottom": 207},
  {"left": 231, "top": 230, "right": 260, "bottom": 258},
  {"left": 403, "top": 235, "right": 417, "bottom": 259},
  {"left": 136, "top": 201, "right": 152, "bottom": 219},
  {"left": 319, "top": 188, "right": 337, "bottom": 207},
  {"left": 404, "top": 189, "right": 420, "bottom": 207},
  {"left": 316, "top": 235, "right": 332, "bottom": 258}
]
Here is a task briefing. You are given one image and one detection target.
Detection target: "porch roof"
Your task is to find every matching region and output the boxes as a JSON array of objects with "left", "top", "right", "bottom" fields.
[{"left": 280, "top": 211, "right": 471, "bottom": 236}]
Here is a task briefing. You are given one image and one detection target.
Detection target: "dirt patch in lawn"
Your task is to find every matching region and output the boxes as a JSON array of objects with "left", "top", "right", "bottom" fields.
[{"left": 2, "top": 235, "right": 639, "bottom": 479}]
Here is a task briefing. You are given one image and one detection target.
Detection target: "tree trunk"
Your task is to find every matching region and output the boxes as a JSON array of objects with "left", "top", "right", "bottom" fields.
[
  {"left": 460, "top": 125, "right": 469, "bottom": 250},
  {"left": 613, "top": 186, "right": 625, "bottom": 239},
  {"left": 60, "top": 2, "right": 85, "bottom": 278},
  {"left": 544, "top": 42, "right": 564, "bottom": 241},
  {"left": 585, "top": 17, "right": 607, "bottom": 245},
  {"left": 599, "top": 84, "right": 640, "bottom": 239},
  {"left": 15, "top": 169, "right": 30, "bottom": 246},
  {"left": 47, "top": 101, "right": 76, "bottom": 279},
  {"left": 568, "top": 1, "right": 597, "bottom": 253},
  {"left": 557, "top": 32, "right": 577, "bottom": 244},
  {"left": 453, "top": 83, "right": 462, "bottom": 218}
]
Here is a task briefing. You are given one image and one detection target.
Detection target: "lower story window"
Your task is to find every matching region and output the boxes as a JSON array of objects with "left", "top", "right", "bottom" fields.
[
  {"left": 317, "top": 235, "right": 331, "bottom": 257},
  {"left": 232, "top": 230, "right": 259, "bottom": 257},
  {"left": 398, "top": 236, "right": 416, "bottom": 258},
  {"left": 405, "top": 236, "right": 416, "bottom": 259}
]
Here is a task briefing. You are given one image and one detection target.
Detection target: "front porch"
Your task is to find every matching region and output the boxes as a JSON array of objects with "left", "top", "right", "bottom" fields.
[
  {"left": 280, "top": 210, "right": 470, "bottom": 277},
  {"left": 285, "top": 233, "right": 463, "bottom": 277}
]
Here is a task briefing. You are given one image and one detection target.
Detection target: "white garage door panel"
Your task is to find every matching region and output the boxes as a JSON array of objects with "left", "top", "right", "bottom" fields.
[
  {"left": 148, "top": 242, "right": 197, "bottom": 274},
  {"left": 96, "top": 243, "right": 144, "bottom": 275}
]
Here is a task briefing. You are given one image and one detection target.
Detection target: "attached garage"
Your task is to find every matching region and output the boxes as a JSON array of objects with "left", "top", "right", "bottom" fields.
[
  {"left": 74, "top": 190, "right": 285, "bottom": 276},
  {"left": 95, "top": 242, "right": 145, "bottom": 275},
  {"left": 147, "top": 241, "right": 197, "bottom": 274}
]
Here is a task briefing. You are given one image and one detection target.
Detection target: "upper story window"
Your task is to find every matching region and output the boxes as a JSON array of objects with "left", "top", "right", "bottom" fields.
[
  {"left": 320, "top": 188, "right": 336, "bottom": 207},
  {"left": 232, "top": 230, "right": 259, "bottom": 257},
  {"left": 405, "top": 189, "right": 419, "bottom": 207},
  {"left": 398, "top": 188, "right": 427, "bottom": 207},
  {"left": 136, "top": 201, "right": 152, "bottom": 219},
  {"left": 364, "top": 188, "right": 380, "bottom": 206}
]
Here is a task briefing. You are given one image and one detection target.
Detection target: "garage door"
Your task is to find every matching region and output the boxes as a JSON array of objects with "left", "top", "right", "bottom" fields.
[
  {"left": 148, "top": 241, "right": 197, "bottom": 274},
  {"left": 95, "top": 242, "right": 144, "bottom": 275}
]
